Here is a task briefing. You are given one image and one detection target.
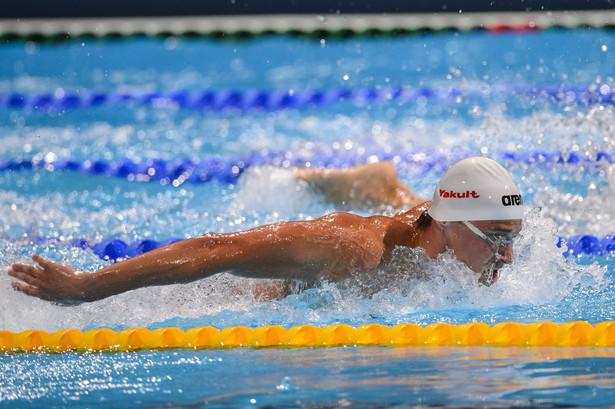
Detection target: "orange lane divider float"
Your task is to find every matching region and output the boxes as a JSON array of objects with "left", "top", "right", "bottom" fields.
[{"left": 1, "top": 321, "right": 614, "bottom": 353}]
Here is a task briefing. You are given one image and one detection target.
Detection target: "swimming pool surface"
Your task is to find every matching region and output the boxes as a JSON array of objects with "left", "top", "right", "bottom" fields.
[{"left": 2, "top": 28, "right": 615, "bottom": 407}]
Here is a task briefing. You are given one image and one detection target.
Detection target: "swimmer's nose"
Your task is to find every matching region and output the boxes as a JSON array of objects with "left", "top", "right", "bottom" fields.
[{"left": 498, "top": 244, "right": 513, "bottom": 264}]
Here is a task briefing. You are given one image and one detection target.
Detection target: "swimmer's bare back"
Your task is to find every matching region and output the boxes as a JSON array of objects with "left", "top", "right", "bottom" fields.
[{"left": 8, "top": 204, "right": 429, "bottom": 304}]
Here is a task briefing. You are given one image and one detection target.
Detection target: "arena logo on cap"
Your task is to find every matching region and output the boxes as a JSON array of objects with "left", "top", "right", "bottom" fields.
[
  {"left": 501, "top": 194, "right": 523, "bottom": 206},
  {"left": 439, "top": 189, "right": 480, "bottom": 199}
]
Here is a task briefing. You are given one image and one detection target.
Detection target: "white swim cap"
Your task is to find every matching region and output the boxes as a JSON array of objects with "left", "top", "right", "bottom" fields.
[{"left": 427, "top": 157, "right": 523, "bottom": 222}]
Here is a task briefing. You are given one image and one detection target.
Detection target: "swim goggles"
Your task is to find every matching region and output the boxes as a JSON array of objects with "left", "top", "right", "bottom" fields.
[{"left": 461, "top": 221, "right": 515, "bottom": 251}]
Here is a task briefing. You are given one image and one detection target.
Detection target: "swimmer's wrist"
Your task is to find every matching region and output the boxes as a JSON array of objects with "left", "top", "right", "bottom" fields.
[
  {"left": 70, "top": 270, "right": 103, "bottom": 303},
  {"left": 75, "top": 267, "right": 137, "bottom": 303}
]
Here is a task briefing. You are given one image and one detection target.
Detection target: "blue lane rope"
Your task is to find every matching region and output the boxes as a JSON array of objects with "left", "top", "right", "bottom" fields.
[
  {"left": 558, "top": 235, "right": 615, "bottom": 258},
  {"left": 19, "top": 234, "right": 615, "bottom": 262},
  {"left": 2, "top": 149, "right": 614, "bottom": 186},
  {"left": 1, "top": 84, "right": 614, "bottom": 113}
]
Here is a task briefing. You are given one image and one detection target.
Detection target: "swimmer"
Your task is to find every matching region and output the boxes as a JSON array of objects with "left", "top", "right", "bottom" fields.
[{"left": 7, "top": 156, "right": 523, "bottom": 304}]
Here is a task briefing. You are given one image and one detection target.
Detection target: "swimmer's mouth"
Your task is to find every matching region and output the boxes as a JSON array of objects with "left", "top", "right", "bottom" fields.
[
  {"left": 481, "top": 258, "right": 505, "bottom": 286},
  {"left": 480, "top": 268, "right": 499, "bottom": 286}
]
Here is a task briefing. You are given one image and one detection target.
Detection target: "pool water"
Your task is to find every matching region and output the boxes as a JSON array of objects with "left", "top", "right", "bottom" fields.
[
  {"left": 2, "top": 28, "right": 615, "bottom": 407},
  {"left": 4, "top": 347, "right": 615, "bottom": 408}
]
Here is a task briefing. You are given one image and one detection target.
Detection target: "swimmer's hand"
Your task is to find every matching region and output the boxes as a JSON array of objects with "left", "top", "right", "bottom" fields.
[{"left": 8, "top": 255, "right": 90, "bottom": 305}]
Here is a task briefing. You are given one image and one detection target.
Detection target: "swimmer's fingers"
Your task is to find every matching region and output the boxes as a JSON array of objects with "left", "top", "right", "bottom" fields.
[
  {"left": 11, "top": 281, "right": 47, "bottom": 300},
  {"left": 10, "top": 281, "right": 78, "bottom": 305},
  {"left": 8, "top": 262, "right": 43, "bottom": 285},
  {"left": 29, "top": 254, "right": 77, "bottom": 280},
  {"left": 8, "top": 256, "right": 85, "bottom": 304},
  {"left": 8, "top": 262, "right": 48, "bottom": 298},
  {"left": 8, "top": 263, "right": 52, "bottom": 300},
  {"left": 8, "top": 255, "right": 66, "bottom": 284},
  {"left": 32, "top": 254, "right": 63, "bottom": 270}
]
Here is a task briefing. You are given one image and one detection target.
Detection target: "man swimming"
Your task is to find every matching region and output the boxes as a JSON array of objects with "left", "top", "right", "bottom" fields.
[{"left": 7, "top": 156, "right": 523, "bottom": 304}]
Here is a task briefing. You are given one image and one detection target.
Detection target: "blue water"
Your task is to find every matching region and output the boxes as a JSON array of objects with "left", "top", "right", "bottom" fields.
[
  {"left": 2, "top": 28, "right": 615, "bottom": 407},
  {"left": 3, "top": 348, "right": 615, "bottom": 408}
]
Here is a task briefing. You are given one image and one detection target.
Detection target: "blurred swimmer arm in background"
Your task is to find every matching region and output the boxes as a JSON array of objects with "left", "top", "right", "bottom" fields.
[
  {"left": 8, "top": 212, "right": 394, "bottom": 304},
  {"left": 295, "top": 161, "right": 422, "bottom": 210}
]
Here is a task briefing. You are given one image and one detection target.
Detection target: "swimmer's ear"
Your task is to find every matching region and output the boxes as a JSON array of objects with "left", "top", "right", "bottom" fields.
[{"left": 434, "top": 220, "right": 448, "bottom": 232}]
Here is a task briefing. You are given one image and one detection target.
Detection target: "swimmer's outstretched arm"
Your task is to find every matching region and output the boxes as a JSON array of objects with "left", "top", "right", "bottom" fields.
[{"left": 8, "top": 213, "right": 393, "bottom": 304}]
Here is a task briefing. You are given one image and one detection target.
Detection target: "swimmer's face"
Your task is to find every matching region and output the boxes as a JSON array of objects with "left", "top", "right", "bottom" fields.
[{"left": 444, "top": 219, "right": 523, "bottom": 285}]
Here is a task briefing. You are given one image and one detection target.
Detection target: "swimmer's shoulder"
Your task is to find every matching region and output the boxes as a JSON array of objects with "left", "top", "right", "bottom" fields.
[
  {"left": 365, "top": 201, "right": 432, "bottom": 253},
  {"left": 314, "top": 202, "right": 431, "bottom": 229},
  {"left": 392, "top": 201, "right": 432, "bottom": 224},
  {"left": 312, "top": 212, "right": 409, "bottom": 241},
  {"left": 316, "top": 211, "right": 396, "bottom": 230},
  {"left": 311, "top": 204, "right": 431, "bottom": 240}
]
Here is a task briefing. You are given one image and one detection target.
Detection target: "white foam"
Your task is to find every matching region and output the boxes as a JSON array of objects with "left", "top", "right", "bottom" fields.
[{"left": 230, "top": 166, "right": 323, "bottom": 223}]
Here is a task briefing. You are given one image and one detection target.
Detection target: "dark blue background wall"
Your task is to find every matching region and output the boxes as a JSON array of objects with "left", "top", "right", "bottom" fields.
[{"left": 2, "top": 0, "right": 614, "bottom": 19}]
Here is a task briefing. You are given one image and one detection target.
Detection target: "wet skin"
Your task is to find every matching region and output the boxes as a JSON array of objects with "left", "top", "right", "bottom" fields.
[
  {"left": 7, "top": 200, "right": 522, "bottom": 304},
  {"left": 7, "top": 208, "right": 419, "bottom": 304}
]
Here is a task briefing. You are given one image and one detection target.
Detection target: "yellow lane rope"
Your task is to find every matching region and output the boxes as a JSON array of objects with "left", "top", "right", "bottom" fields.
[{"left": 2, "top": 321, "right": 615, "bottom": 352}]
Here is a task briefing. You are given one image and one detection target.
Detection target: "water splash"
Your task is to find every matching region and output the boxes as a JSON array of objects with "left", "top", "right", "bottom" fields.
[{"left": 230, "top": 166, "right": 329, "bottom": 224}]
